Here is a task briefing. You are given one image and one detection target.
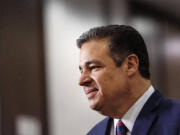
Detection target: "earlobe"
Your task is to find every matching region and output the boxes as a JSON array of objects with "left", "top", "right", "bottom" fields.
[{"left": 127, "top": 54, "right": 139, "bottom": 77}]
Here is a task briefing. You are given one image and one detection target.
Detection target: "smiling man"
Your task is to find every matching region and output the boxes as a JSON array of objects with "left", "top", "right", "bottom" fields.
[{"left": 77, "top": 25, "right": 180, "bottom": 135}]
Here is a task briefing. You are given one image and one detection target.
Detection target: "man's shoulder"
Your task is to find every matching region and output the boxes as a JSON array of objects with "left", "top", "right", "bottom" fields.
[
  {"left": 148, "top": 89, "right": 180, "bottom": 110},
  {"left": 149, "top": 91, "right": 180, "bottom": 124},
  {"left": 151, "top": 97, "right": 180, "bottom": 133},
  {"left": 132, "top": 90, "right": 180, "bottom": 134},
  {"left": 87, "top": 117, "right": 112, "bottom": 135},
  {"left": 160, "top": 97, "right": 180, "bottom": 115},
  {"left": 150, "top": 90, "right": 180, "bottom": 115}
]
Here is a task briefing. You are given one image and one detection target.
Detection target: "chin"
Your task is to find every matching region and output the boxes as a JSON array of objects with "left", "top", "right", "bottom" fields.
[
  {"left": 89, "top": 100, "right": 103, "bottom": 112},
  {"left": 89, "top": 103, "right": 98, "bottom": 110}
]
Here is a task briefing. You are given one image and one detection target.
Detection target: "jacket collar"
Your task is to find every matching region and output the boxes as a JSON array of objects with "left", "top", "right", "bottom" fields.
[{"left": 131, "top": 90, "right": 163, "bottom": 135}]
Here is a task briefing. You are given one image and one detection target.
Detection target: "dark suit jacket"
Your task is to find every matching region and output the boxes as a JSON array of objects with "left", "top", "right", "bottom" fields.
[{"left": 87, "top": 90, "right": 180, "bottom": 135}]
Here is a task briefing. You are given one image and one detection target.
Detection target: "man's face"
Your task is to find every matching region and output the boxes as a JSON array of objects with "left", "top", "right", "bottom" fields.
[{"left": 78, "top": 39, "right": 130, "bottom": 114}]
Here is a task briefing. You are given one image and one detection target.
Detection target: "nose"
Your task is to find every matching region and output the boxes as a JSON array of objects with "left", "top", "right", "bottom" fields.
[{"left": 78, "top": 72, "right": 92, "bottom": 86}]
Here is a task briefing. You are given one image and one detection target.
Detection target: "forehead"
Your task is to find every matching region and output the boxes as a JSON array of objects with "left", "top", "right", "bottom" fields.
[{"left": 79, "top": 39, "right": 113, "bottom": 66}]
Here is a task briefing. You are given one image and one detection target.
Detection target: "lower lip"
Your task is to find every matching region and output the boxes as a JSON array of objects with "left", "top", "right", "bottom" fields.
[{"left": 86, "top": 90, "right": 98, "bottom": 99}]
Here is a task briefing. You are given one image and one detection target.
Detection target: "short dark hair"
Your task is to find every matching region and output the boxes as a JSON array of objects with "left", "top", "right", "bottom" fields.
[{"left": 76, "top": 25, "right": 150, "bottom": 79}]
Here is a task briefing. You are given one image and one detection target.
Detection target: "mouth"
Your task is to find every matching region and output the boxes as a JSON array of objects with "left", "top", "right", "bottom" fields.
[{"left": 84, "top": 88, "right": 98, "bottom": 99}]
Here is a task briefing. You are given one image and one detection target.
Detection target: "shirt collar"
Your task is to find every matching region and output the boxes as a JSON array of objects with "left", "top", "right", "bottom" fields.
[{"left": 114, "top": 85, "right": 155, "bottom": 133}]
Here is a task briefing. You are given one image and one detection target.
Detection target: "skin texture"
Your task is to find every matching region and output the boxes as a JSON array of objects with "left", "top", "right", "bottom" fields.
[{"left": 78, "top": 38, "right": 151, "bottom": 118}]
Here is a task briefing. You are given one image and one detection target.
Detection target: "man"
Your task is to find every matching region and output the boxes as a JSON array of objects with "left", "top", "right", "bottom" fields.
[{"left": 77, "top": 25, "right": 180, "bottom": 135}]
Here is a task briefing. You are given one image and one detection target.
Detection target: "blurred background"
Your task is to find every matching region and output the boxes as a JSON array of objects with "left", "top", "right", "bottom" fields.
[{"left": 0, "top": 0, "right": 180, "bottom": 135}]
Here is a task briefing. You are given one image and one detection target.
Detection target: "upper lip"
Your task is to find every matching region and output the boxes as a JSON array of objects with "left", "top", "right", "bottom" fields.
[{"left": 84, "top": 88, "right": 98, "bottom": 94}]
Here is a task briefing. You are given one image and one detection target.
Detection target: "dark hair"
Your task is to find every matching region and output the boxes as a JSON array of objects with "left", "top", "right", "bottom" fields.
[{"left": 76, "top": 25, "right": 150, "bottom": 79}]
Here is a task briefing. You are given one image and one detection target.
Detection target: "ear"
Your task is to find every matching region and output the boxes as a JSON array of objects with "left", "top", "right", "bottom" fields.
[{"left": 126, "top": 54, "right": 139, "bottom": 77}]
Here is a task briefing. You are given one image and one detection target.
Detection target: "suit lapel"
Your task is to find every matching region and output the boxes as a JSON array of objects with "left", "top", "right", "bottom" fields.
[
  {"left": 131, "top": 90, "right": 163, "bottom": 135},
  {"left": 103, "top": 117, "right": 112, "bottom": 135}
]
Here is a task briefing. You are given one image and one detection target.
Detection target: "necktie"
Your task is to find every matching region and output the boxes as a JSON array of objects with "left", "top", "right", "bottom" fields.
[{"left": 116, "top": 120, "right": 127, "bottom": 135}]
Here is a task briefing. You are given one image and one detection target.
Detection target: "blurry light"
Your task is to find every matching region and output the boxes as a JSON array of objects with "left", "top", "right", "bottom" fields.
[
  {"left": 165, "top": 37, "right": 180, "bottom": 58},
  {"left": 129, "top": 17, "right": 159, "bottom": 38},
  {"left": 16, "top": 115, "right": 41, "bottom": 135}
]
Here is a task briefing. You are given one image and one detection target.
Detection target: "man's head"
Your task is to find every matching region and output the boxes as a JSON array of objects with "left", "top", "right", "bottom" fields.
[
  {"left": 77, "top": 25, "right": 150, "bottom": 79},
  {"left": 77, "top": 25, "right": 151, "bottom": 117}
]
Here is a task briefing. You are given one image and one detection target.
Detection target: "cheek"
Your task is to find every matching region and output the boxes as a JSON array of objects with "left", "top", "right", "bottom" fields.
[
  {"left": 98, "top": 73, "right": 128, "bottom": 96},
  {"left": 94, "top": 73, "right": 114, "bottom": 95}
]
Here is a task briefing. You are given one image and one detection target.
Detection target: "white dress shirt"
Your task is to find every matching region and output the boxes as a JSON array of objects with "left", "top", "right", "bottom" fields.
[{"left": 110, "top": 85, "right": 155, "bottom": 135}]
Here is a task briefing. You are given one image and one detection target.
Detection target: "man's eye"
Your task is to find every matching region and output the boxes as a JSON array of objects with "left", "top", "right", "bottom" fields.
[
  {"left": 89, "top": 66, "right": 101, "bottom": 71},
  {"left": 79, "top": 67, "right": 83, "bottom": 74},
  {"left": 80, "top": 69, "right": 83, "bottom": 74}
]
